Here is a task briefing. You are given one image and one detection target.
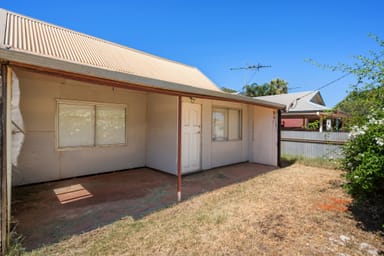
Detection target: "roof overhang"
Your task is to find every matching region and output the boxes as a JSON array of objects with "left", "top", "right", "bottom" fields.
[
  {"left": 0, "top": 48, "right": 285, "bottom": 109},
  {"left": 283, "top": 110, "right": 348, "bottom": 118}
]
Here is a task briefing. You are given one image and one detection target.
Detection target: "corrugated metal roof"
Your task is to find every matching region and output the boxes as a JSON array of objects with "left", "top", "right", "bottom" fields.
[
  {"left": 0, "top": 9, "right": 220, "bottom": 92},
  {"left": 256, "top": 91, "right": 329, "bottom": 112},
  {"left": 0, "top": 9, "right": 285, "bottom": 109}
]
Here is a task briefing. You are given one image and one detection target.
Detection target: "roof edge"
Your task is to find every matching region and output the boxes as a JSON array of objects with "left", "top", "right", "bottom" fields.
[
  {"left": 0, "top": 48, "right": 284, "bottom": 109},
  {"left": 0, "top": 9, "right": 7, "bottom": 48}
]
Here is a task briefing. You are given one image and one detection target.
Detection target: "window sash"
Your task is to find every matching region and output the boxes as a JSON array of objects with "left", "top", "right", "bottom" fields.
[
  {"left": 58, "top": 104, "right": 95, "bottom": 148},
  {"left": 212, "top": 108, "right": 227, "bottom": 141},
  {"left": 96, "top": 105, "right": 126, "bottom": 145},
  {"left": 57, "top": 101, "right": 126, "bottom": 148},
  {"left": 228, "top": 109, "right": 241, "bottom": 140},
  {"left": 212, "top": 107, "right": 242, "bottom": 141}
]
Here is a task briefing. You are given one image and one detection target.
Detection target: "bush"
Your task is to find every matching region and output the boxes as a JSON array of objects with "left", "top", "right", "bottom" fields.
[{"left": 341, "top": 108, "right": 384, "bottom": 199}]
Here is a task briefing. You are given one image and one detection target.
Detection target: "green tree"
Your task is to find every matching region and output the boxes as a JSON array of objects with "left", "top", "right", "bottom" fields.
[
  {"left": 336, "top": 86, "right": 384, "bottom": 127},
  {"left": 332, "top": 35, "right": 384, "bottom": 205},
  {"left": 269, "top": 78, "right": 288, "bottom": 94},
  {"left": 220, "top": 87, "right": 238, "bottom": 93},
  {"left": 243, "top": 83, "right": 267, "bottom": 97},
  {"left": 330, "top": 34, "right": 384, "bottom": 127},
  {"left": 242, "top": 78, "right": 288, "bottom": 97}
]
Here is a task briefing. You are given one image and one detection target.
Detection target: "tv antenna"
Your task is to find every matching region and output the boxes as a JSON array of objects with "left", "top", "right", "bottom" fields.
[
  {"left": 230, "top": 64, "right": 271, "bottom": 71},
  {"left": 230, "top": 63, "right": 272, "bottom": 86}
]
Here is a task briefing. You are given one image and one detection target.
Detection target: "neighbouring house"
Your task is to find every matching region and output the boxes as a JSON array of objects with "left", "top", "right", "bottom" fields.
[
  {"left": 0, "top": 9, "right": 284, "bottom": 249},
  {"left": 256, "top": 91, "right": 346, "bottom": 132}
]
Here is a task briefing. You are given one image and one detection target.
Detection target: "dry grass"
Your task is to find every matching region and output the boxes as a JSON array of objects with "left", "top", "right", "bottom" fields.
[{"left": 24, "top": 163, "right": 383, "bottom": 255}]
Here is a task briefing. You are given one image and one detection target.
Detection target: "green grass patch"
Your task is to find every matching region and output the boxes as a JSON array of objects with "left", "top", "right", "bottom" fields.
[{"left": 281, "top": 155, "right": 341, "bottom": 169}]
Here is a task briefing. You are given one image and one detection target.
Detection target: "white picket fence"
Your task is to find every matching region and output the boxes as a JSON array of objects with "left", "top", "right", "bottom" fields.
[{"left": 281, "top": 131, "right": 349, "bottom": 159}]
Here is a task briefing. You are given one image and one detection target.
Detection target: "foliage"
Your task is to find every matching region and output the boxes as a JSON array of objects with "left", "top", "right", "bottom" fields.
[
  {"left": 336, "top": 85, "right": 384, "bottom": 127},
  {"left": 221, "top": 87, "right": 238, "bottom": 93},
  {"left": 242, "top": 78, "right": 288, "bottom": 97},
  {"left": 334, "top": 35, "right": 384, "bottom": 201},
  {"left": 281, "top": 155, "right": 340, "bottom": 170},
  {"left": 307, "top": 120, "right": 319, "bottom": 130},
  {"left": 341, "top": 109, "right": 384, "bottom": 199},
  {"left": 334, "top": 35, "right": 384, "bottom": 127},
  {"left": 7, "top": 231, "right": 25, "bottom": 256}
]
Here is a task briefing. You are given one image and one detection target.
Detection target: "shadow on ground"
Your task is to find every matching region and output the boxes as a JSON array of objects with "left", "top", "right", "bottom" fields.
[
  {"left": 12, "top": 162, "right": 276, "bottom": 251},
  {"left": 348, "top": 194, "right": 384, "bottom": 235}
]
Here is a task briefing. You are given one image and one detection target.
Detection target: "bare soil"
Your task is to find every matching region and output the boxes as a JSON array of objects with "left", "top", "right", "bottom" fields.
[{"left": 13, "top": 163, "right": 384, "bottom": 255}]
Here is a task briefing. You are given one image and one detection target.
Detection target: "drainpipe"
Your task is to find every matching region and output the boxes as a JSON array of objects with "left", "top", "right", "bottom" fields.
[{"left": 177, "top": 96, "right": 182, "bottom": 202}]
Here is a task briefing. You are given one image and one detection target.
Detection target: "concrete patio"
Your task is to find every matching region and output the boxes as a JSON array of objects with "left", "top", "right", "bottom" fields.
[{"left": 12, "top": 163, "right": 277, "bottom": 250}]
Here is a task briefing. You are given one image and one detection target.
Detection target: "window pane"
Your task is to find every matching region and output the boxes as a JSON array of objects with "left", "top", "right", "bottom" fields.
[
  {"left": 228, "top": 109, "right": 241, "bottom": 140},
  {"left": 96, "top": 105, "right": 126, "bottom": 145},
  {"left": 58, "top": 104, "right": 95, "bottom": 147},
  {"left": 212, "top": 108, "right": 227, "bottom": 141}
]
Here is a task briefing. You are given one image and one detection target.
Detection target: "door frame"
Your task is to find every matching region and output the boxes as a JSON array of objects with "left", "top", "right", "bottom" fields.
[{"left": 181, "top": 101, "right": 202, "bottom": 174}]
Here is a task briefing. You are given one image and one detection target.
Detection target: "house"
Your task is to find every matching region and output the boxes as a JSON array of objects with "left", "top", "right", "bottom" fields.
[
  {"left": 0, "top": 9, "right": 284, "bottom": 250},
  {"left": 256, "top": 91, "right": 345, "bottom": 132}
]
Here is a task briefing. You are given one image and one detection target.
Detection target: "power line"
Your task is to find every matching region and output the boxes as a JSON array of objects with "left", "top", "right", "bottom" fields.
[
  {"left": 286, "top": 52, "right": 384, "bottom": 112},
  {"left": 286, "top": 73, "right": 351, "bottom": 112}
]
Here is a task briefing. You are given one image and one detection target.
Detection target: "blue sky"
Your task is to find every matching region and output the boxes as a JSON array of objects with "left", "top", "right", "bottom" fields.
[{"left": 1, "top": 1, "right": 383, "bottom": 106}]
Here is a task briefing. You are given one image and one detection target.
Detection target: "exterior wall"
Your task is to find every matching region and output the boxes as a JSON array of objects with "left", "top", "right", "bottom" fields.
[
  {"left": 146, "top": 97, "right": 249, "bottom": 174},
  {"left": 11, "top": 69, "right": 278, "bottom": 185},
  {"left": 251, "top": 105, "right": 278, "bottom": 166},
  {"left": 146, "top": 93, "right": 178, "bottom": 174},
  {"left": 12, "top": 69, "right": 147, "bottom": 185},
  {"left": 282, "top": 118, "right": 304, "bottom": 128},
  {"left": 196, "top": 98, "right": 249, "bottom": 170},
  {"left": 209, "top": 100, "right": 249, "bottom": 168}
]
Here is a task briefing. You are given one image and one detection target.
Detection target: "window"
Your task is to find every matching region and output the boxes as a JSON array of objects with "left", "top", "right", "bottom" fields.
[
  {"left": 212, "top": 107, "right": 242, "bottom": 141},
  {"left": 57, "top": 100, "right": 126, "bottom": 148}
]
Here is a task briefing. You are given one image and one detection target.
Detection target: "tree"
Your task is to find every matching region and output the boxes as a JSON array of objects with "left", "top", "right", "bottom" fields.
[
  {"left": 331, "top": 34, "right": 384, "bottom": 127},
  {"left": 220, "top": 87, "right": 238, "bottom": 93},
  {"left": 333, "top": 35, "right": 384, "bottom": 203},
  {"left": 269, "top": 78, "right": 288, "bottom": 94},
  {"left": 242, "top": 78, "right": 288, "bottom": 97},
  {"left": 336, "top": 86, "right": 384, "bottom": 127},
  {"left": 242, "top": 83, "right": 267, "bottom": 97}
]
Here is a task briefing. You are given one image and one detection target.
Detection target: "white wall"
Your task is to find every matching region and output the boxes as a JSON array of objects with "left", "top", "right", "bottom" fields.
[
  {"left": 196, "top": 98, "right": 249, "bottom": 170},
  {"left": 251, "top": 105, "right": 278, "bottom": 166},
  {"left": 146, "top": 93, "right": 178, "bottom": 174},
  {"left": 146, "top": 97, "right": 250, "bottom": 173},
  {"left": 11, "top": 69, "right": 278, "bottom": 185},
  {"left": 12, "top": 69, "right": 147, "bottom": 185}
]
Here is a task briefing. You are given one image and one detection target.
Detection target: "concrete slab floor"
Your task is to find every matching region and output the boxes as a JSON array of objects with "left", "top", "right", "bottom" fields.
[{"left": 12, "top": 163, "right": 276, "bottom": 250}]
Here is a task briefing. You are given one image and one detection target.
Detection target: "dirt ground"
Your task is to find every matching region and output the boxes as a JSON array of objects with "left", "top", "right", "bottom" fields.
[
  {"left": 12, "top": 163, "right": 275, "bottom": 250},
  {"left": 12, "top": 163, "right": 384, "bottom": 255}
]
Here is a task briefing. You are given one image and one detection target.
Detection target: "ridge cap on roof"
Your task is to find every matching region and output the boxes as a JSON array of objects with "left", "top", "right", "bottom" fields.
[
  {"left": 255, "top": 90, "right": 315, "bottom": 99},
  {"left": 1, "top": 8, "right": 200, "bottom": 71}
]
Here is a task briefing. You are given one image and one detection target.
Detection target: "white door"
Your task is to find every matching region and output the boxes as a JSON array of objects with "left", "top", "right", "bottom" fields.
[{"left": 182, "top": 102, "right": 201, "bottom": 173}]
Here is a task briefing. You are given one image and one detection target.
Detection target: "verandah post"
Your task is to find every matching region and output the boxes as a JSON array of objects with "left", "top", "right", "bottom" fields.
[{"left": 177, "top": 96, "right": 182, "bottom": 202}]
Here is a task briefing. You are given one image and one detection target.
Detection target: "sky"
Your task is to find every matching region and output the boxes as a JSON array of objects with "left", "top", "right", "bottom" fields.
[{"left": 1, "top": 1, "right": 383, "bottom": 107}]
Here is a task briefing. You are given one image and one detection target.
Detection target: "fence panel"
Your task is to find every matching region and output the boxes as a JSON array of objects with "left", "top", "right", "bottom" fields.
[{"left": 281, "top": 131, "right": 349, "bottom": 159}]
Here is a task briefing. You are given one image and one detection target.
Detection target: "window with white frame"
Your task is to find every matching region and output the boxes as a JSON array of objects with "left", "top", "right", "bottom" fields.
[
  {"left": 212, "top": 107, "right": 242, "bottom": 141},
  {"left": 57, "top": 100, "right": 126, "bottom": 148}
]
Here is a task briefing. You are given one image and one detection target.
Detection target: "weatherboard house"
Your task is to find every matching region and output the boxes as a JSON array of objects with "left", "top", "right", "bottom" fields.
[{"left": 0, "top": 9, "right": 284, "bottom": 248}]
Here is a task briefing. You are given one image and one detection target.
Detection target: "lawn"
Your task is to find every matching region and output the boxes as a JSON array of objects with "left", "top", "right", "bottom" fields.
[{"left": 20, "top": 163, "right": 383, "bottom": 255}]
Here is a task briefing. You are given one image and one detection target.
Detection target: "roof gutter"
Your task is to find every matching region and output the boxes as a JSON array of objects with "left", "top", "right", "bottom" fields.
[{"left": 0, "top": 48, "right": 285, "bottom": 109}]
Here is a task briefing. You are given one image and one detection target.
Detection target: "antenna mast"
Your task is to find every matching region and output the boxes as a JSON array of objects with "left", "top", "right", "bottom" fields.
[{"left": 230, "top": 64, "right": 271, "bottom": 71}]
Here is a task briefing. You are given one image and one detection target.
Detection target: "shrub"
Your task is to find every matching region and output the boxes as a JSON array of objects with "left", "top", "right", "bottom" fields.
[{"left": 341, "top": 108, "right": 384, "bottom": 199}]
